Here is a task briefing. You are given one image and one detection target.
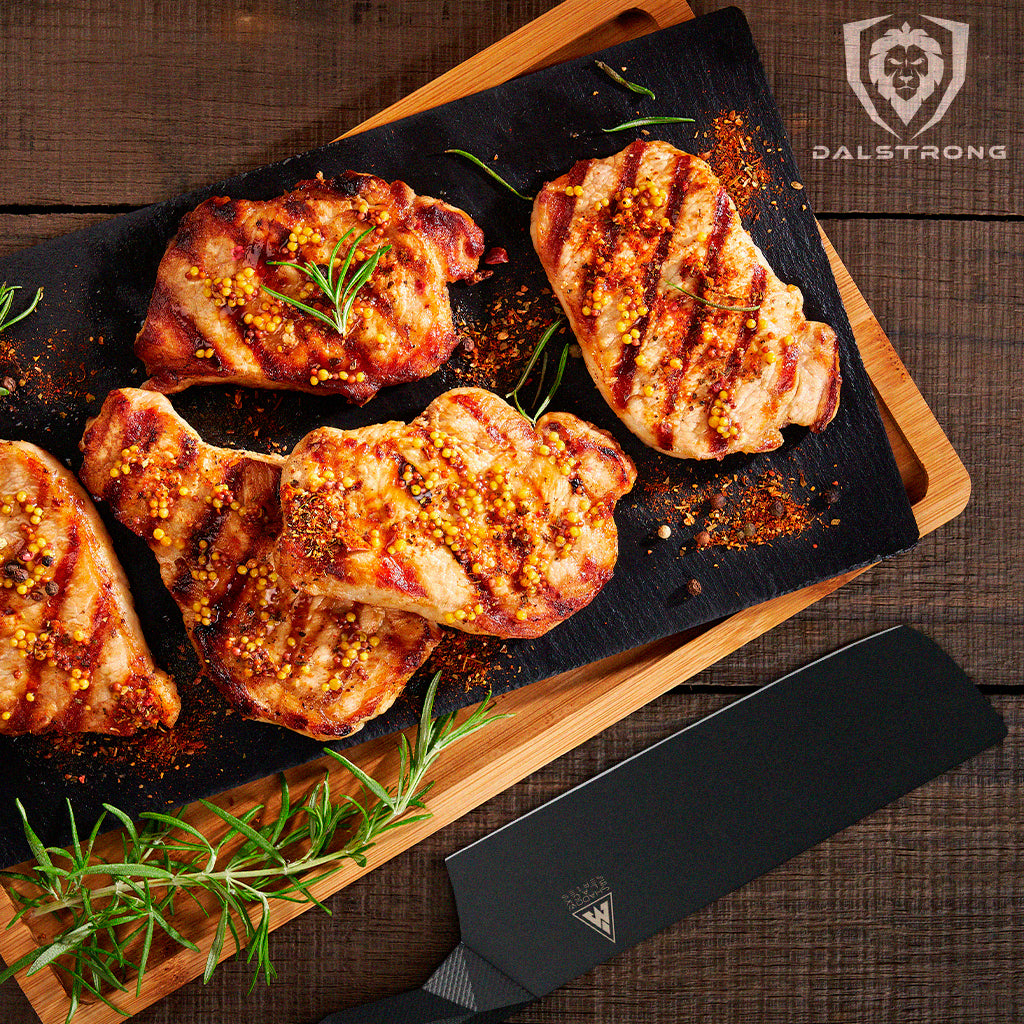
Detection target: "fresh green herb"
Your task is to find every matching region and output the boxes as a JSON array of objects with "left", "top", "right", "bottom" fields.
[
  {"left": 0, "top": 283, "right": 43, "bottom": 396},
  {"left": 666, "top": 280, "right": 759, "bottom": 313},
  {"left": 444, "top": 149, "right": 534, "bottom": 201},
  {"left": 0, "top": 675, "right": 508, "bottom": 1021},
  {"left": 594, "top": 60, "right": 656, "bottom": 100},
  {"left": 0, "top": 282, "right": 43, "bottom": 334},
  {"left": 602, "top": 116, "right": 695, "bottom": 133},
  {"left": 506, "top": 320, "right": 569, "bottom": 425},
  {"left": 261, "top": 227, "right": 391, "bottom": 336}
]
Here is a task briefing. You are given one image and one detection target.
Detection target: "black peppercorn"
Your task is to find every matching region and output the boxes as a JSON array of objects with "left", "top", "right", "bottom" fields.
[
  {"left": 710, "top": 492, "right": 727, "bottom": 510},
  {"left": 686, "top": 578, "right": 702, "bottom": 597},
  {"left": 771, "top": 499, "right": 786, "bottom": 519},
  {"left": 742, "top": 522, "right": 757, "bottom": 540},
  {"left": 695, "top": 530, "right": 711, "bottom": 550}
]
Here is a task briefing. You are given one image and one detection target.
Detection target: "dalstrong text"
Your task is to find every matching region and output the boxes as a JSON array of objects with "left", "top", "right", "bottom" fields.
[{"left": 812, "top": 144, "right": 1008, "bottom": 161}]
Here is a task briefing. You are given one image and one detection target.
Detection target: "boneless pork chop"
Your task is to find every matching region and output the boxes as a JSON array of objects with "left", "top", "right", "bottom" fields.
[
  {"left": 532, "top": 140, "right": 840, "bottom": 459},
  {"left": 136, "top": 172, "right": 484, "bottom": 400},
  {"left": 80, "top": 390, "right": 440, "bottom": 739},
  {"left": 275, "top": 387, "right": 637, "bottom": 639},
  {"left": 0, "top": 441, "right": 179, "bottom": 735}
]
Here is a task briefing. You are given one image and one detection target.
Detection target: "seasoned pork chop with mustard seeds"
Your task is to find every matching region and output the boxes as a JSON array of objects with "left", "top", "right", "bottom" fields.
[
  {"left": 135, "top": 171, "right": 485, "bottom": 400},
  {"left": 79, "top": 389, "right": 441, "bottom": 740},
  {"left": 0, "top": 441, "right": 179, "bottom": 735},
  {"left": 532, "top": 140, "right": 840, "bottom": 459},
  {"left": 275, "top": 387, "right": 637, "bottom": 640}
]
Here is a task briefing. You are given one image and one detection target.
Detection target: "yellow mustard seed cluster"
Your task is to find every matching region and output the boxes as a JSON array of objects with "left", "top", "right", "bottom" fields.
[
  {"left": 579, "top": 179, "right": 668, "bottom": 342},
  {"left": 1, "top": 491, "right": 56, "bottom": 598},
  {"left": 709, "top": 387, "right": 740, "bottom": 439},
  {"left": 307, "top": 364, "right": 368, "bottom": 388}
]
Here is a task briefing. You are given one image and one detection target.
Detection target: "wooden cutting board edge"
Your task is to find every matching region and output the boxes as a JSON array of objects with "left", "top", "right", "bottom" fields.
[{"left": 0, "top": 1, "right": 971, "bottom": 1021}]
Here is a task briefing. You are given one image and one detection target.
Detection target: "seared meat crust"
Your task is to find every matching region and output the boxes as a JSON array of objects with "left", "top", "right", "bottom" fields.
[
  {"left": 136, "top": 172, "right": 484, "bottom": 400},
  {"left": 79, "top": 390, "right": 440, "bottom": 740},
  {"left": 532, "top": 140, "right": 840, "bottom": 459},
  {"left": 0, "top": 441, "right": 179, "bottom": 735},
  {"left": 275, "top": 387, "right": 637, "bottom": 639}
]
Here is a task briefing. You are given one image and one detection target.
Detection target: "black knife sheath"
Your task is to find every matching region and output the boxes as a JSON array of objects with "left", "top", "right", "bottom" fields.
[{"left": 318, "top": 626, "right": 1006, "bottom": 1024}]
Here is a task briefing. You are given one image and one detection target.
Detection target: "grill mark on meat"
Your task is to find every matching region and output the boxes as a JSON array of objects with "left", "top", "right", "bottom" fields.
[
  {"left": 813, "top": 350, "right": 842, "bottom": 429},
  {"left": 32, "top": 520, "right": 82, "bottom": 695},
  {"left": 705, "top": 265, "right": 768, "bottom": 457},
  {"left": 541, "top": 158, "right": 591, "bottom": 266},
  {"left": 169, "top": 460, "right": 244, "bottom": 598},
  {"left": 676, "top": 188, "right": 734, "bottom": 369},
  {"left": 724, "top": 264, "right": 768, "bottom": 380},
  {"left": 607, "top": 152, "right": 692, "bottom": 420},
  {"left": 416, "top": 202, "right": 486, "bottom": 275}
]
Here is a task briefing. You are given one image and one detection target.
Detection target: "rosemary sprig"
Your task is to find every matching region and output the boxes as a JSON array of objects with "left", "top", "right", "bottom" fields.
[
  {"left": 0, "top": 675, "right": 508, "bottom": 1021},
  {"left": 444, "top": 149, "right": 534, "bottom": 201},
  {"left": 260, "top": 226, "right": 391, "bottom": 335},
  {"left": 505, "top": 320, "right": 569, "bottom": 425},
  {"left": 602, "top": 116, "right": 695, "bottom": 133},
  {"left": 666, "top": 280, "right": 759, "bottom": 313},
  {"left": 0, "top": 283, "right": 43, "bottom": 397},
  {"left": 594, "top": 60, "right": 656, "bottom": 100},
  {"left": 0, "top": 282, "right": 43, "bottom": 335}
]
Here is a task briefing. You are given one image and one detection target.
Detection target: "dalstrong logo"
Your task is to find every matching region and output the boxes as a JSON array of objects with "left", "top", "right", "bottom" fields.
[
  {"left": 844, "top": 15, "right": 968, "bottom": 139},
  {"left": 573, "top": 892, "right": 616, "bottom": 943}
]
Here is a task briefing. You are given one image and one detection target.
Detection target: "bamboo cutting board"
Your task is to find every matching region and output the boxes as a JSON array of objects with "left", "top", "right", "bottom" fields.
[{"left": 0, "top": 1, "right": 970, "bottom": 1021}]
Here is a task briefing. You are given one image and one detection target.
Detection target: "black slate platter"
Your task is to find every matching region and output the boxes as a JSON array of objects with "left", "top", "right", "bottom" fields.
[{"left": 0, "top": 7, "right": 918, "bottom": 866}]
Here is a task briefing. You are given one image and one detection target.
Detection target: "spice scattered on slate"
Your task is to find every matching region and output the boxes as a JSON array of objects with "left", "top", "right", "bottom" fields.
[{"left": 703, "top": 110, "right": 771, "bottom": 221}]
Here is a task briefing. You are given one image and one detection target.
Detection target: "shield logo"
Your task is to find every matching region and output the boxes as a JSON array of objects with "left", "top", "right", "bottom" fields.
[{"left": 843, "top": 15, "right": 969, "bottom": 139}]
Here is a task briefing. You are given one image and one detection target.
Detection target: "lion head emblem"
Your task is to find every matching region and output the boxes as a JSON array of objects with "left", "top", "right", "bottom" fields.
[{"left": 867, "top": 23, "right": 944, "bottom": 125}]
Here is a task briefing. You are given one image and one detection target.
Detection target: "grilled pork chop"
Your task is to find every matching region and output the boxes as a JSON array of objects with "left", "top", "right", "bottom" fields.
[
  {"left": 136, "top": 172, "right": 485, "bottom": 401},
  {"left": 275, "top": 387, "right": 637, "bottom": 639},
  {"left": 0, "top": 441, "right": 179, "bottom": 735},
  {"left": 532, "top": 140, "right": 840, "bottom": 459},
  {"left": 79, "top": 390, "right": 441, "bottom": 739}
]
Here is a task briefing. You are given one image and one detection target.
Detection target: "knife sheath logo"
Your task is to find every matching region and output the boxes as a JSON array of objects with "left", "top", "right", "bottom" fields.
[{"left": 572, "top": 893, "right": 616, "bottom": 943}]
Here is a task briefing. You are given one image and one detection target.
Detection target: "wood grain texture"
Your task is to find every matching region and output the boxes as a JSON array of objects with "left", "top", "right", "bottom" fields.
[
  {"left": 692, "top": 0, "right": 1024, "bottom": 216},
  {"left": 0, "top": 0, "right": 1020, "bottom": 1022}
]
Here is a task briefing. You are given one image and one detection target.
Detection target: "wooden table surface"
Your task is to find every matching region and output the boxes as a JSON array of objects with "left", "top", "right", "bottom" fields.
[{"left": 1, "top": 1, "right": 1021, "bottom": 1021}]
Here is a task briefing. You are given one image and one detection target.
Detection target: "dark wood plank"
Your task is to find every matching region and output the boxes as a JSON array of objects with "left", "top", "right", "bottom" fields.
[
  {"left": 3, "top": 1, "right": 1020, "bottom": 214},
  {"left": 0, "top": 214, "right": 111, "bottom": 262},
  {"left": 692, "top": 0, "right": 1024, "bottom": 215},
  {"left": 0, "top": 0, "right": 562, "bottom": 207}
]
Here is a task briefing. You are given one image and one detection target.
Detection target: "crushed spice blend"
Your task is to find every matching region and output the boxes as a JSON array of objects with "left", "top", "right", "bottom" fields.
[{"left": 703, "top": 111, "right": 772, "bottom": 221}]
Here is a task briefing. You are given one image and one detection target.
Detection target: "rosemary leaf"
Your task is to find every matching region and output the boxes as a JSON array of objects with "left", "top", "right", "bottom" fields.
[
  {"left": 533, "top": 340, "right": 570, "bottom": 421},
  {"left": 602, "top": 116, "right": 695, "bottom": 133},
  {"left": 505, "top": 320, "right": 569, "bottom": 426},
  {"left": 595, "top": 60, "right": 656, "bottom": 100},
  {"left": 444, "top": 149, "right": 533, "bottom": 201},
  {"left": 0, "top": 675, "right": 507, "bottom": 1016},
  {"left": 666, "top": 280, "right": 759, "bottom": 313},
  {"left": 0, "top": 282, "right": 43, "bottom": 334}
]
